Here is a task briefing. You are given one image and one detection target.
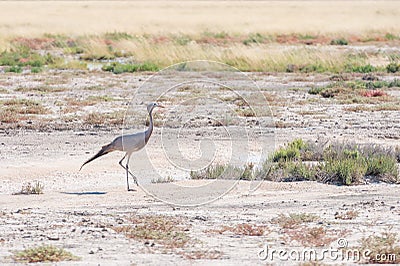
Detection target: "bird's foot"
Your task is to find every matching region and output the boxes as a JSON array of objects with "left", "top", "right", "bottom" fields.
[{"left": 127, "top": 188, "right": 136, "bottom": 192}]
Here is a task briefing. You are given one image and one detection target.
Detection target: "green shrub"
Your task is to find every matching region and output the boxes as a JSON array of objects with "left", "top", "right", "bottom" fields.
[
  {"left": 350, "top": 64, "right": 376, "bottom": 73},
  {"left": 323, "top": 157, "right": 367, "bottom": 185},
  {"left": 174, "top": 35, "right": 192, "bottom": 45},
  {"left": 239, "top": 163, "right": 254, "bottom": 180},
  {"left": 308, "top": 87, "right": 325, "bottom": 95},
  {"left": 268, "top": 140, "right": 399, "bottom": 185},
  {"left": 330, "top": 38, "right": 348, "bottom": 45},
  {"left": 104, "top": 31, "right": 133, "bottom": 41},
  {"left": 14, "top": 245, "right": 79, "bottom": 263},
  {"left": 5, "top": 65, "right": 22, "bottom": 73},
  {"left": 386, "top": 62, "right": 400, "bottom": 73},
  {"left": 389, "top": 79, "right": 400, "bottom": 88},
  {"left": 102, "top": 62, "right": 159, "bottom": 74},
  {"left": 287, "top": 162, "right": 317, "bottom": 180},
  {"left": 272, "top": 146, "right": 299, "bottom": 162},
  {"left": 299, "top": 64, "right": 327, "bottom": 73},
  {"left": 31, "top": 67, "right": 43, "bottom": 73},
  {"left": 190, "top": 163, "right": 255, "bottom": 180},
  {"left": 190, "top": 164, "right": 226, "bottom": 179},
  {"left": 0, "top": 47, "right": 55, "bottom": 69},
  {"left": 366, "top": 155, "right": 398, "bottom": 182},
  {"left": 243, "top": 33, "right": 265, "bottom": 45}
]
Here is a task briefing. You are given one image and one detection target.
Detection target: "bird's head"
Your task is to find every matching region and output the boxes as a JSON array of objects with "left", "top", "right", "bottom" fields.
[{"left": 147, "top": 102, "right": 165, "bottom": 113}]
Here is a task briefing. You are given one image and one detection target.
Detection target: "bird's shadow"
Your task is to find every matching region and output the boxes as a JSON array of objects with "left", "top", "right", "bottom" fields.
[{"left": 60, "top": 191, "right": 107, "bottom": 195}]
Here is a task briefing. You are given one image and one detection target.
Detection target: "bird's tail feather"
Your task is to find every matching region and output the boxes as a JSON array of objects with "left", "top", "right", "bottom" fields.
[{"left": 79, "top": 143, "right": 114, "bottom": 171}]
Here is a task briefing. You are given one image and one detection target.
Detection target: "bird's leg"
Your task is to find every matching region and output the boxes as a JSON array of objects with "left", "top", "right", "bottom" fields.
[
  {"left": 119, "top": 155, "right": 133, "bottom": 192},
  {"left": 118, "top": 154, "right": 127, "bottom": 170},
  {"left": 126, "top": 155, "right": 139, "bottom": 186}
]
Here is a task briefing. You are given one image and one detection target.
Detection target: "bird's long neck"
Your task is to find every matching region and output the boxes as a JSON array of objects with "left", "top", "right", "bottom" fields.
[{"left": 145, "top": 108, "right": 154, "bottom": 144}]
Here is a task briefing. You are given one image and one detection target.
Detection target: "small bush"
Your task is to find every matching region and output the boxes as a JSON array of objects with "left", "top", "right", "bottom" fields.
[
  {"left": 271, "top": 139, "right": 306, "bottom": 162},
  {"left": 361, "top": 89, "right": 387, "bottom": 97},
  {"left": 14, "top": 245, "right": 78, "bottom": 263},
  {"left": 366, "top": 155, "right": 398, "bottom": 182},
  {"left": 350, "top": 64, "right": 376, "bottom": 73},
  {"left": 359, "top": 232, "right": 400, "bottom": 264},
  {"left": 320, "top": 87, "right": 342, "bottom": 98},
  {"left": 283, "top": 226, "right": 339, "bottom": 247},
  {"left": 104, "top": 31, "right": 133, "bottom": 41},
  {"left": 115, "top": 215, "right": 190, "bottom": 249},
  {"left": 0, "top": 47, "right": 55, "bottom": 68},
  {"left": 174, "top": 35, "right": 192, "bottom": 45},
  {"left": 102, "top": 62, "right": 159, "bottom": 74},
  {"left": 286, "top": 161, "right": 317, "bottom": 181},
  {"left": 272, "top": 213, "right": 319, "bottom": 229},
  {"left": 389, "top": 79, "right": 400, "bottom": 88},
  {"left": 322, "top": 157, "right": 368, "bottom": 185},
  {"left": 308, "top": 87, "right": 325, "bottom": 95},
  {"left": 3, "top": 99, "right": 49, "bottom": 115},
  {"left": 330, "top": 38, "right": 348, "bottom": 45},
  {"left": 386, "top": 62, "right": 400, "bottom": 73},
  {"left": 151, "top": 176, "right": 175, "bottom": 183},
  {"left": 30, "top": 66, "right": 43, "bottom": 73},
  {"left": 209, "top": 223, "right": 268, "bottom": 236},
  {"left": 267, "top": 140, "right": 399, "bottom": 185},
  {"left": 385, "top": 33, "right": 399, "bottom": 40},
  {"left": 190, "top": 164, "right": 226, "bottom": 180},
  {"left": 5, "top": 65, "right": 22, "bottom": 73},
  {"left": 13, "top": 181, "right": 44, "bottom": 195},
  {"left": 243, "top": 33, "right": 265, "bottom": 45},
  {"left": 334, "top": 210, "right": 359, "bottom": 220},
  {"left": 190, "top": 163, "right": 254, "bottom": 180}
]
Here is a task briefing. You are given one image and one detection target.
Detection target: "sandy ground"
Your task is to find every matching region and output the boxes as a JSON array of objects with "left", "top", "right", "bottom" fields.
[
  {"left": 0, "top": 1, "right": 399, "bottom": 36},
  {"left": 1, "top": 70, "right": 400, "bottom": 264}
]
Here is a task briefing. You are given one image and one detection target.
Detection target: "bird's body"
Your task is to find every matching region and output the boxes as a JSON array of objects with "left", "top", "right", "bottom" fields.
[{"left": 80, "top": 102, "right": 163, "bottom": 191}]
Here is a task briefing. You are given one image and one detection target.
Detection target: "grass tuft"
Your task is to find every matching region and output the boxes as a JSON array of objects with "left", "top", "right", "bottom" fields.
[
  {"left": 358, "top": 232, "right": 400, "bottom": 264},
  {"left": 13, "top": 245, "right": 79, "bottom": 263},
  {"left": 190, "top": 163, "right": 254, "bottom": 180},
  {"left": 272, "top": 213, "right": 319, "bottom": 229},
  {"left": 208, "top": 223, "right": 268, "bottom": 236},
  {"left": 13, "top": 181, "right": 44, "bottom": 195},
  {"left": 334, "top": 210, "right": 359, "bottom": 220},
  {"left": 102, "top": 62, "right": 159, "bottom": 74},
  {"left": 114, "top": 215, "right": 190, "bottom": 249},
  {"left": 266, "top": 140, "right": 399, "bottom": 185}
]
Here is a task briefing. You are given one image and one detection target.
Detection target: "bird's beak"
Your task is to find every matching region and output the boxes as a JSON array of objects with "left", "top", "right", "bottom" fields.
[{"left": 157, "top": 104, "right": 165, "bottom": 108}]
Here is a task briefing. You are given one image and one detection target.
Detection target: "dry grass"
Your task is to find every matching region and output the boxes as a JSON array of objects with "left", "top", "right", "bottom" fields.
[
  {"left": 358, "top": 231, "right": 400, "bottom": 264},
  {"left": 0, "top": 108, "right": 19, "bottom": 123},
  {"left": 0, "top": 99, "right": 49, "bottom": 123},
  {"left": 180, "top": 249, "right": 223, "bottom": 260},
  {"left": 15, "top": 86, "right": 67, "bottom": 93},
  {"left": 1, "top": 34, "right": 399, "bottom": 73},
  {"left": 272, "top": 213, "right": 319, "bottom": 229},
  {"left": 2, "top": 98, "right": 49, "bottom": 115},
  {"left": 83, "top": 111, "right": 125, "bottom": 126},
  {"left": 334, "top": 210, "right": 359, "bottom": 220},
  {"left": 113, "top": 215, "right": 190, "bottom": 249},
  {"left": 12, "top": 181, "right": 44, "bottom": 195},
  {"left": 207, "top": 223, "right": 269, "bottom": 236},
  {"left": 13, "top": 245, "right": 78, "bottom": 263},
  {"left": 151, "top": 176, "right": 175, "bottom": 184},
  {"left": 284, "top": 226, "right": 344, "bottom": 247},
  {"left": 344, "top": 103, "right": 400, "bottom": 112}
]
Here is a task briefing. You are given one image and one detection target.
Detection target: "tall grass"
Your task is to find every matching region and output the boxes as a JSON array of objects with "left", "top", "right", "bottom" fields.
[
  {"left": 1, "top": 33, "right": 400, "bottom": 73},
  {"left": 266, "top": 140, "right": 399, "bottom": 185}
]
